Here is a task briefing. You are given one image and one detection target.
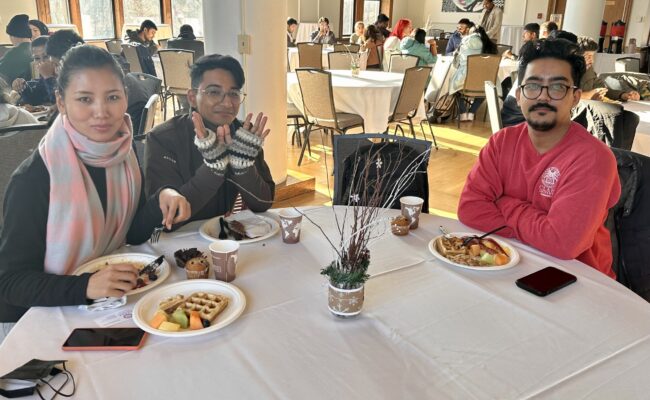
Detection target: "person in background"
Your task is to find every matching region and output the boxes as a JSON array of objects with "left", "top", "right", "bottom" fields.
[
  {"left": 401, "top": 28, "right": 437, "bottom": 66},
  {"left": 362, "top": 24, "right": 385, "bottom": 70},
  {"left": 578, "top": 36, "right": 640, "bottom": 102},
  {"left": 0, "top": 84, "right": 38, "bottom": 127},
  {"left": 287, "top": 18, "right": 298, "bottom": 47},
  {"left": 0, "top": 14, "right": 33, "bottom": 85},
  {"left": 458, "top": 38, "right": 620, "bottom": 279},
  {"left": 349, "top": 21, "right": 366, "bottom": 45},
  {"left": 384, "top": 18, "right": 413, "bottom": 54},
  {"left": 177, "top": 24, "right": 196, "bottom": 40},
  {"left": 540, "top": 21, "right": 559, "bottom": 39},
  {"left": 310, "top": 17, "right": 336, "bottom": 45},
  {"left": 479, "top": 0, "right": 503, "bottom": 42},
  {"left": 126, "top": 19, "right": 158, "bottom": 56},
  {"left": 449, "top": 26, "right": 497, "bottom": 122},
  {"left": 0, "top": 45, "right": 191, "bottom": 323},
  {"left": 11, "top": 36, "right": 54, "bottom": 106},
  {"left": 446, "top": 18, "right": 472, "bottom": 54},
  {"left": 28, "top": 19, "right": 49, "bottom": 39},
  {"left": 503, "top": 22, "right": 539, "bottom": 60},
  {"left": 375, "top": 13, "right": 391, "bottom": 39}
]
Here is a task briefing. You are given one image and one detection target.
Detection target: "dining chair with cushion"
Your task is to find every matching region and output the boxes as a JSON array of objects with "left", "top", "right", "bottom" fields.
[
  {"left": 297, "top": 42, "right": 323, "bottom": 69},
  {"left": 334, "top": 43, "right": 360, "bottom": 53},
  {"left": 295, "top": 68, "right": 365, "bottom": 165},
  {"left": 105, "top": 39, "right": 123, "bottom": 55},
  {"left": 158, "top": 49, "right": 194, "bottom": 120},
  {"left": 615, "top": 57, "right": 641, "bottom": 73},
  {"left": 455, "top": 54, "right": 501, "bottom": 127},
  {"left": 388, "top": 54, "right": 420, "bottom": 73},
  {"left": 133, "top": 94, "right": 160, "bottom": 164},
  {"left": 121, "top": 44, "right": 144, "bottom": 73},
  {"left": 327, "top": 51, "right": 355, "bottom": 70},
  {"left": 496, "top": 44, "right": 513, "bottom": 57},
  {"left": 484, "top": 81, "right": 503, "bottom": 134},
  {"left": 166, "top": 39, "right": 205, "bottom": 59}
]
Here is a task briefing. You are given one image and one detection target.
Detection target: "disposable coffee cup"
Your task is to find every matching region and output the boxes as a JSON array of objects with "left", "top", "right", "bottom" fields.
[
  {"left": 400, "top": 196, "right": 424, "bottom": 229},
  {"left": 279, "top": 209, "right": 303, "bottom": 244},
  {"left": 209, "top": 240, "right": 239, "bottom": 282}
]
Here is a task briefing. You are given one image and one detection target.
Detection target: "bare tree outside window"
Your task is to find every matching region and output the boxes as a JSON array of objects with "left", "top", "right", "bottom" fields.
[
  {"left": 342, "top": 0, "right": 354, "bottom": 36},
  {"left": 123, "top": 0, "right": 162, "bottom": 26},
  {"left": 79, "top": 0, "right": 115, "bottom": 39},
  {"left": 50, "top": 0, "right": 71, "bottom": 24},
  {"left": 172, "top": 0, "right": 204, "bottom": 37}
]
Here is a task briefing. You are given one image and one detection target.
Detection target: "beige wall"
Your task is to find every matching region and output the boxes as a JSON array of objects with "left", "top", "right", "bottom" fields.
[
  {"left": 627, "top": 0, "right": 650, "bottom": 47},
  {"left": 0, "top": 0, "right": 38, "bottom": 44}
]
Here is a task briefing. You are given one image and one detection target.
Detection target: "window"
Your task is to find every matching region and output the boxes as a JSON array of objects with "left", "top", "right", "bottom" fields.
[
  {"left": 363, "top": 0, "right": 380, "bottom": 27},
  {"left": 342, "top": 0, "right": 355, "bottom": 36},
  {"left": 79, "top": 0, "right": 115, "bottom": 39},
  {"left": 172, "top": 0, "right": 204, "bottom": 37},
  {"left": 123, "top": 0, "right": 162, "bottom": 26},
  {"left": 49, "top": 0, "right": 71, "bottom": 24}
]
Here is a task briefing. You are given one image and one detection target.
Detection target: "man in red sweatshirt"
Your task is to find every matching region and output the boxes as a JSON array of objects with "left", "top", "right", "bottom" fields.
[{"left": 458, "top": 39, "right": 621, "bottom": 278}]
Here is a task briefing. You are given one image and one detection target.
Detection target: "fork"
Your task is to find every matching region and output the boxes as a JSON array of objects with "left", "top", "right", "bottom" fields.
[
  {"left": 150, "top": 225, "right": 164, "bottom": 244},
  {"left": 439, "top": 226, "right": 452, "bottom": 238},
  {"left": 462, "top": 225, "right": 507, "bottom": 246}
]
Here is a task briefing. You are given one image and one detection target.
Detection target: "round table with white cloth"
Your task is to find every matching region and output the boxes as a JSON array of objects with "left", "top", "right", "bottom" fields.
[
  {"left": 287, "top": 70, "right": 425, "bottom": 133},
  {"left": 2, "top": 206, "right": 650, "bottom": 398},
  {"left": 628, "top": 100, "right": 650, "bottom": 156}
]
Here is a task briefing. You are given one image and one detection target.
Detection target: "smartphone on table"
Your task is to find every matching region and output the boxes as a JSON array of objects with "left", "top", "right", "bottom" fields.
[
  {"left": 515, "top": 266, "right": 577, "bottom": 297},
  {"left": 62, "top": 328, "right": 147, "bottom": 351}
]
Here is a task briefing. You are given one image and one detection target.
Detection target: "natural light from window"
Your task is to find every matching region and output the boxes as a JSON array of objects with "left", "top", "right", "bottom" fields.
[
  {"left": 172, "top": 0, "right": 204, "bottom": 37},
  {"left": 123, "top": 0, "right": 162, "bottom": 26},
  {"left": 49, "top": 0, "right": 71, "bottom": 24},
  {"left": 79, "top": 0, "right": 115, "bottom": 39},
  {"left": 342, "top": 0, "right": 354, "bottom": 36}
]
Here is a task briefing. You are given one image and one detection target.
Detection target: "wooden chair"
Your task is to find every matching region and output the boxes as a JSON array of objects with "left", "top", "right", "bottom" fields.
[
  {"left": 388, "top": 54, "right": 420, "bottom": 73},
  {"left": 158, "top": 49, "right": 194, "bottom": 120},
  {"left": 484, "top": 81, "right": 503, "bottom": 134},
  {"left": 297, "top": 42, "right": 323, "bottom": 69},
  {"left": 456, "top": 54, "right": 501, "bottom": 127}
]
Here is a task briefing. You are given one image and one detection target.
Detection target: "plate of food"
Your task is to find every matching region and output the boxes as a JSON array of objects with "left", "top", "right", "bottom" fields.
[
  {"left": 132, "top": 280, "right": 246, "bottom": 338},
  {"left": 73, "top": 253, "right": 170, "bottom": 296},
  {"left": 199, "top": 211, "right": 279, "bottom": 244},
  {"left": 428, "top": 232, "right": 520, "bottom": 271}
]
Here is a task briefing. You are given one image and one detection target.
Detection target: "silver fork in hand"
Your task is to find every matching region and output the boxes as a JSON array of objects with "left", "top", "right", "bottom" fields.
[{"left": 150, "top": 225, "right": 164, "bottom": 243}]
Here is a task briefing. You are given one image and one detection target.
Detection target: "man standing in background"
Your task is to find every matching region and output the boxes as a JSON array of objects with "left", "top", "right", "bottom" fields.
[{"left": 479, "top": 0, "right": 503, "bottom": 42}]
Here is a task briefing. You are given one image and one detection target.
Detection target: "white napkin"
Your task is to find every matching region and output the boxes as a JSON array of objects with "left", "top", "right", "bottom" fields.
[
  {"left": 225, "top": 210, "right": 272, "bottom": 238},
  {"left": 78, "top": 296, "right": 127, "bottom": 312}
]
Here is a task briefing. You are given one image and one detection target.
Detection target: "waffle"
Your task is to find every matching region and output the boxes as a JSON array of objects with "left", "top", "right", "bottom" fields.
[
  {"left": 177, "top": 292, "right": 229, "bottom": 322},
  {"left": 158, "top": 294, "right": 186, "bottom": 313}
]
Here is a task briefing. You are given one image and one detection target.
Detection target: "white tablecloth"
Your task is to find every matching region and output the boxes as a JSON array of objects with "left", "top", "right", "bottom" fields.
[
  {"left": 593, "top": 52, "right": 640, "bottom": 74},
  {"left": 288, "top": 46, "right": 332, "bottom": 71},
  {"left": 628, "top": 100, "right": 650, "bottom": 156},
  {"left": 2, "top": 207, "right": 650, "bottom": 399},
  {"left": 296, "top": 22, "right": 318, "bottom": 44},
  {"left": 287, "top": 70, "right": 425, "bottom": 133}
]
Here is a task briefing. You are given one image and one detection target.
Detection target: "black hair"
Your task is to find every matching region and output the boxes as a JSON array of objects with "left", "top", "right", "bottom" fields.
[
  {"left": 458, "top": 18, "right": 471, "bottom": 25},
  {"left": 542, "top": 21, "right": 559, "bottom": 34},
  {"left": 376, "top": 13, "right": 389, "bottom": 23},
  {"left": 517, "top": 39, "right": 586, "bottom": 86},
  {"left": 414, "top": 28, "right": 426, "bottom": 44},
  {"left": 577, "top": 36, "right": 598, "bottom": 52},
  {"left": 139, "top": 20, "right": 157, "bottom": 32},
  {"left": 190, "top": 54, "right": 245, "bottom": 89},
  {"left": 476, "top": 26, "right": 497, "bottom": 54},
  {"left": 548, "top": 30, "right": 578, "bottom": 44},
  {"left": 29, "top": 19, "right": 49, "bottom": 36},
  {"left": 0, "top": 79, "right": 9, "bottom": 104},
  {"left": 287, "top": 18, "right": 298, "bottom": 26},
  {"left": 57, "top": 45, "right": 125, "bottom": 95},
  {"left": 364, "top": 24, "right": 381, "bottom": 41},
  {"left": 524, "top": 23, "right": 540, "bottom": 38},
  {"left": 46, "top": 29, "right": 84, "bottom": 59},
  {"left": 31, "top": 35, "right": 49, "bottom": 48}
]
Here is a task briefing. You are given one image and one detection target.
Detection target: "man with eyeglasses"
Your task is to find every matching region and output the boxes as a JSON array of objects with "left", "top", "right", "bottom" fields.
[
  {"left": 11, "top": 36, "right": 54, "bottom": 106},
  {"left": 144, "top": 54, "right": 274, "bottom": 225},
  {"left": 446, "top": 18, "right": 472, "bottom": 55},
  {"left": 458, "top": 39, "right": 621, "bottom": 278}
]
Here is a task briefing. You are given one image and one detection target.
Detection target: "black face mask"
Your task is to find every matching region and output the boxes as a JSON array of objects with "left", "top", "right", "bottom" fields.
[{"left": 0, "top": 359, "right": 75, "bottom": 399}]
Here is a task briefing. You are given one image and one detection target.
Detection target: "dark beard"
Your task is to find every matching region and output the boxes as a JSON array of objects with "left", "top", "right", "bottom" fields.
[{"left": 526, "top": 118, "right": 556, "bottom": 131}]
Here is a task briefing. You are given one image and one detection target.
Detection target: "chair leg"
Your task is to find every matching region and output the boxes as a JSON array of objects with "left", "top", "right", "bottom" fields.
[
  {"left": 298, "top": 124, "right": 312, "bottom": 166},
  {"left": 456, "top": 95, "right": 462, "bottom": 128},
  {"left": 420, "top": 119, "right": 438, "bottom": 149},
  {"left": 408, "top": 117, "right": 416, "bottom": 138}
]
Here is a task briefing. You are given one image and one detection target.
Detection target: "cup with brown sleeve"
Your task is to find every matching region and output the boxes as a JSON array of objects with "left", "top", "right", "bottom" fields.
[
  {"left": 279, "top": 208, "right": 303, "bottom": 244},
  {"left": 400, "top": 196, "right": 424, "bottom": 229},
  {"left": 209, "top": 240, "right": 239, "bottom": 282}
]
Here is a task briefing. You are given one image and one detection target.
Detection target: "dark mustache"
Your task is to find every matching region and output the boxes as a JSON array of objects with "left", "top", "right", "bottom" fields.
[{"left": 529, "top": 103, "right": 557, "bottom": 113}]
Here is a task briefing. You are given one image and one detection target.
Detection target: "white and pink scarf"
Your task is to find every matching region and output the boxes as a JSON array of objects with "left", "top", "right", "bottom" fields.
[{"left": 38, "top": 114, "right": 141, "bottom": 275}]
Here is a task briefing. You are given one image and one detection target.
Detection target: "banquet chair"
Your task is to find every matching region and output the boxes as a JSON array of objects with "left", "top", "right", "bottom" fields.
[
  {"left": 105, "top": 39, "right": 123, "bottom": 55},
  {"left": 158, "top": 49, "right": 194, "bottom": 120},
  {"left": 427, "top": 29, "right": 444, "bottom": 39},
  {"left": 455, "top": 54, "right": 501, "bottom": 127},
  {"left": 615, "top": 57, "right": 641, "bottom": 73},
  {"left": 387, "top": 66, "right": 438, "bottom": 148},
  {"left": 388, "top": 54, "right": 420, "bottom": 73},
  {"left": 436, "top": 38, "right": 449, "bottom": 55},
  {"left": 327, "top": 52, "right": 354, "bottom": 70},
  {"left": 572, "top": 100, "right": 639, "bottom": 150},
  {"left": 334, "top": 43, "right": 360, "bottom": 53},
  {"left": 358, "top": 49, "right": 369, "bottom": 70},
  {"left": 332, "top": 133, "right": 431, "bottom": 211},
  {"left": 133, "top": 94, "right": 160, "bottom": 164},
  {"left": 496, "top": 44, "right": 512, "bottom": 57},
  {"left": 158, "top": 38, "right": 169, "bottom": 49},
  {"left": 297, "top": 43, "right": 323, "bottom": 69},
  {"left": 295, "top": 68, "right": 365, "bottom": 166},
  {"left": 0, "top": 125, "right": 48, "bottom": 226},
  {"left": 287, "top": 101, "right": 306, "bottom": 147},
  {"left": 167, "top": 39, "right": 205, "bottom": 59},
  {"left": 121, "top": 44, "right": 144, "bottom": 73},
  {"left": 484, "top": 81, "right": 503, "bottom": 134},
  {"left": 125, "top": 72, "right": 162, "bottom": 134}
]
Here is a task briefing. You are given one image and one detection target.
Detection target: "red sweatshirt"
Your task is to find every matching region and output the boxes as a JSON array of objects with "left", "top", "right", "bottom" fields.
[{"left": 458, "top": 122, "right": 621, "bottom": 278}]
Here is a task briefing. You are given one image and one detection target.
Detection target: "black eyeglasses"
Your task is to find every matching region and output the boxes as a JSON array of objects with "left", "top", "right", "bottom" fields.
[
  {"left": 519, "top": 82, "right": 577, "bottom": 100},
  {"left": 195, "top": 87, "right": 246, "bottom": 105}
]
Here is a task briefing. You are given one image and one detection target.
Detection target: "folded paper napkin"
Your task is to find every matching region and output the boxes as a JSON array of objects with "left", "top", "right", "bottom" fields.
[
  {"left": 225, "top": 210, "right": 272, "bottom": 238},
  {"left": 78, "top": 296, "right": 127, "bottom": 312}
]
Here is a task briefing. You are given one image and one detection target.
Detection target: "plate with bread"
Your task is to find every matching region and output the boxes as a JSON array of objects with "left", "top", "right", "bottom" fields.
[
  {"left": 428, "top": 232, "right": 520, "bottom": 271},
  {"left": 133, "top": 280, "right": 246, "bottom": 338}
]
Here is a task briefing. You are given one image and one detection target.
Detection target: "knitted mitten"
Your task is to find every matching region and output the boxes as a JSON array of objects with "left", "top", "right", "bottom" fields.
[
  {"left": 228, "top": 127, "right": 264, "bottom": 175},
  {"left": 194, "top": 128, "right": 228, "bottom": 175}
]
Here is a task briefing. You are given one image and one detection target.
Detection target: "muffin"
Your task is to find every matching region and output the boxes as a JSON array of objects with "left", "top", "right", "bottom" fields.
[
  {"left": 185, "top": 257, "right": 210, "bottom": 280},
  {"left": 391, "top": 216, "right": 410, "bottom": 236},
  {"left": 174, "top": 248, "right": 204, "bottom": 269}
]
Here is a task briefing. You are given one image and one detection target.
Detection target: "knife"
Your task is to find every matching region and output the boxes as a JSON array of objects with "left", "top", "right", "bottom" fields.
[{"left": 139, "top": 255, "right": 165, "bottom": 276}]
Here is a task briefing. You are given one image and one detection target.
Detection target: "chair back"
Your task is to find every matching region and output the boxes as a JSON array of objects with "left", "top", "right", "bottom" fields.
[
  {"left": 462, "top": 54, "right": 501, "bottom": 97},
  {"left": 496, "top": 44, "right": 512, "bottom": 56},
  {"left": 391, "top": 66, "right": 432, "bottom": 122},
  {"left": 0, "top": 125, "right": 48, "bottom": 225},
  {"left": 105, "top": 39, "right": 123, "bottom": 55},
  {"left": 297, "top": 42, "right": 323, "bottom": 69},
  {"left": 572, "top": 100, "right": 638, "bottom": 150},
  {"left": 295, "top": 68, "right": 337, "bottom": 125},
  {"left": 425, "top": 55, "right": 454, "bottom": 103},
  {"left": 358, "top": 49, "right": 369, "bottom": 70},
  {"left": 436, "top": 38, "right": 449, "bottom": 55},
  {"left": 158, "top": 38, "right": 169, "bottom": 49},
  {"left": 121, "top": 44, "right": 143, "bottom": 73},
  {"left": 158, "top": 49, "right": 193, "bottom": 92},
  {"left": 137, "top": 94, "right": 160, "bottom": 138},
  {"left": 484, "top": 81, "right": 502, "bottom": 134},
  {"left": 615, "top": 57, "right": 641, "bottom": 73},
  {"left": 388, "top": 54, "right": 420, "bottom": 73},
  {"left": 334, "top": 43, "right": 360, "bottom": 53},
  {"left": 427, "top": 28, "right": 444, "bottom": 39},
  {"left": 328, "top": 52, "right": 353, "bottom": 70},
  {"left": 166, "top": 39, "right": 205, "bottom": 59}
]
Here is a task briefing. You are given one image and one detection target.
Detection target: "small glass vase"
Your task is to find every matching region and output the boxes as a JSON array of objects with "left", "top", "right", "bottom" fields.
[
  {"left": 328, "top": 283, "right": 364, "bottom": 318},
  {"left": 351, "top": 65, "right": 360, "bottom": 76}
]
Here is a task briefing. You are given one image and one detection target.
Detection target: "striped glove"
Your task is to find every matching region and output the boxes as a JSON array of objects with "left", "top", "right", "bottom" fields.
[
  {"left": 228, "top": 127, "right": 264, "bottom": 175},
  {"left": 194, "top": 128, "right": 228, "bottom": 176}
]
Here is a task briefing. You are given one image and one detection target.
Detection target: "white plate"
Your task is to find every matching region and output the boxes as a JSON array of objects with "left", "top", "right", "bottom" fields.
[
  {"left": 132, "top": 279, "right": 246, "bottom": 338},
  {"left": 73, "top": 253, "right": 170, "bottom": 296},
  {"left": 428, "top": 232, "right": 520, "bottom": 271},
  {"left": 199, "top": 214, "right": 279, "bottom": 244}
]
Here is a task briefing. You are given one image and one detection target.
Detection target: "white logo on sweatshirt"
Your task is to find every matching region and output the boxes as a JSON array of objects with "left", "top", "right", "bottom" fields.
[{"left": 539, "top": 167, "right": 560, "bottom": 198}]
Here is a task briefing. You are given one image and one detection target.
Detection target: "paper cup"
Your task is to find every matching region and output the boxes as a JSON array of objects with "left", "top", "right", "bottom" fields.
[
  {"left": 209, "top": 240, "right": 239, "bottom": 282},
  {"left": 279, "top": 209, "right": 303, "bottom": 244},
  {"left": 400, "top": 196, "right": 424, "bottom": 229}
]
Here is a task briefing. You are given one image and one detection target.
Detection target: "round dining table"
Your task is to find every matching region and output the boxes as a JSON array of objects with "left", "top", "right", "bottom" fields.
[{"left": 2, "top": 206, "right": 650, "bottom": 399}]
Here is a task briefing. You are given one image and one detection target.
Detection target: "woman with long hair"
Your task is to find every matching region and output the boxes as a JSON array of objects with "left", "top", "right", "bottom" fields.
[
  {"left": 400, "top": 28, "right": 438, "bottom": 66},
  {"left": 362, "top": 24, "right": 385, "bottom": 69},
  {"left": 383, "top": 18, "right": 413, "bottom": 69}
]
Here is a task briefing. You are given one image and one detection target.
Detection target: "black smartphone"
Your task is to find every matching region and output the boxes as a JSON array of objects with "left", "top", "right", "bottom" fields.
[
  {"left": 516, "top": 267, "right": 577, "bottom": 297},
  {"left": 62, "top": 328, "right": 147, "bottom": 351}
]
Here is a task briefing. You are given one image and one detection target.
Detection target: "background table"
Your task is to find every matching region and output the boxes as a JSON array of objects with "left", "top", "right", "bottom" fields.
[
  {"left": 287, "top": 70, "right": 425, "bottom": 133},
  {"left": 499, "top": 25, "right": 523, "bottom": 54},
  {"left": 2, "top": 207, "right": 650, "bottom": 399},
  {"left": 627, "top": 100, "right": 650, "bottom": 156},
  {"left": 593, "top": 52, "right": 640, "bottom": 74},
  {"left": 295, "top": 22, "right": 318, "bottom": 44}
]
